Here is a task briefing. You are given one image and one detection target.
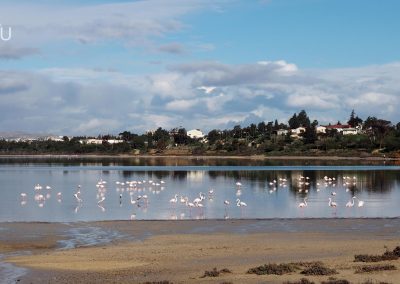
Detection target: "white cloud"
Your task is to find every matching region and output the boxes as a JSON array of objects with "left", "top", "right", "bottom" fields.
[
  {"left": 76, "top": 118, "right": 121, "bottom": 134},
  {"left": 0, "top": 60, "right": 400, "bottom": 135}
]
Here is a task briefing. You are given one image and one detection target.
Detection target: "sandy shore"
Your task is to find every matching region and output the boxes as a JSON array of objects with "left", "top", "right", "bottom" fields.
[{"left": 1, "top": 219, "right": 399, "bottom": 283}]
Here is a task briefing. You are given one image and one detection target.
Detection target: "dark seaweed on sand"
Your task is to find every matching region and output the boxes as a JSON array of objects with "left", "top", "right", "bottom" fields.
[
  {"left": 300, "top": 262, "right": 338, "bottom": 276},
  {"left": 247, "top": 263, "right": 297, "bottom": 275},
  {"left": 355, "top": 264, "right": 397, "bottom": 273}
]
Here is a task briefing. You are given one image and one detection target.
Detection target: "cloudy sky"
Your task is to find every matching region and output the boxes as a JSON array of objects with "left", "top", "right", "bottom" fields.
[{"left": 0, "top": 0, "right": 399, "bottom": 135}]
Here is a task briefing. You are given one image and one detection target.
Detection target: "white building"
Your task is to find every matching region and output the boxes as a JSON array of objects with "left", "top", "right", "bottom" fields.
[
  {"left": 187, "top": 129, "right": 204, "bottom": 139},
  {"left": 290, "top": 127, "right": 306, "bottom": 139},
  {"left": 342, "top": 128, "right": 359, "bottom": 135},
  {"left": 316, "top": 126, "right": 326, "bottom": 134},
  {"left": 80, "top": 139, "right": 103, "bottom": 145},
  {"left": 107, "top": 139, "right": 124, "bottom": 144},
  {"left": 80, "top": 139, "right": 123, "bottom": 144},
  {"left": 276, "top": 129, "right": 289, "bottom": 136}
]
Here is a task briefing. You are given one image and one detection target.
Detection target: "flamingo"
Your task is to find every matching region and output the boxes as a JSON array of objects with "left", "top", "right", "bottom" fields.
[
  {"left": 74, "top": 193, "right": 82, "bottom": 203},
  {"left": 346, "top": 197, "right": 356, "bottom": 207},
  {"left": 356, "top": 197, "right": 365, "bottom": 207},
  {"left": 169, "top": 194, "right": 178, "bottom": 205},
  {"left": 224, "top": 200, "right": 230, "bottom": 206},
  {"left": 328, "top": 198, "right": 337, "bottom": 207},
  {"left": 20, "top": 193, "right": 27, "bottom": 199},
  {"left": 193, "top": 192, "right": 205, "bottom": 204},
  {"left": 331, "top": 191, "right": 337, "bottom": 196},
  {"left": 236, "top": 199, "right": 247, "bottom": 207},
  {"left": 298, "top": 198, "right": 307, "bottom": 208},
  {"left": 235, "top": 182, "right": 242, "bottom": 187},
  {"left": 130, "top": 195, "right": 137, "bottom": 205},
  {"left": 98, "top": 196, "right": 105, "bottom": 204}
]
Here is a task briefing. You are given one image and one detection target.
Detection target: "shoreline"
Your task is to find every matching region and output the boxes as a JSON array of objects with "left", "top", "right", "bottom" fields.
[
  {"left": 1, "top": 219, "right": 399, "bottom": 283},
  {"left": 0, "top": 154, "right": 397, "bottom": 161}
]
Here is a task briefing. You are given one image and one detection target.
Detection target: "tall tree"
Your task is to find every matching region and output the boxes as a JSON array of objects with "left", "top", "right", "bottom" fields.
[
  {"left": 288, "top": 113, "right": 300, "bottom": 129},
  {"left": 364, "top": 117, "right": 392, "bottom": 148},
  {"left": 297, "top": 110, "right": 311, "bottom": 127},
  {"left": 347, "top": 109, "right": 363, "bottom": 127}
]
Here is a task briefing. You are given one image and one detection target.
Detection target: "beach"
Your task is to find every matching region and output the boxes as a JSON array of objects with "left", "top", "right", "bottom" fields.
[{"left": 1, "top": 219, "right": 400, "bottom": 283}]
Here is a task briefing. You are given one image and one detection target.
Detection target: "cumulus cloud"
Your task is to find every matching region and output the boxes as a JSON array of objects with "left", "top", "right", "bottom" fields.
[
  {"left": 0, "top": 60, "right": 400, "bottom": 135},
  {"left": 0, "top": 0, "right": 218, "bottom": 49}
]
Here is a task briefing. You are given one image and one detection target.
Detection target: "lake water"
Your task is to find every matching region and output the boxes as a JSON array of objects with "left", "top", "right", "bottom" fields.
[{"left": 1, "top": 157, "right": 399, "bottom": 222}]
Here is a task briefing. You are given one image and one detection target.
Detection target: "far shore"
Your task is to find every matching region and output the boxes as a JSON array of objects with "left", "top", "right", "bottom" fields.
[{"left": 0, "top": 154, "right": 398, "bottom": 161}]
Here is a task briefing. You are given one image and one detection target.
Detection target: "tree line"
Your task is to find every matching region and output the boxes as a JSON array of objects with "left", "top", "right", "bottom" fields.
[{"left": 1, "top": 110, "right": 400, "bottom": 156}]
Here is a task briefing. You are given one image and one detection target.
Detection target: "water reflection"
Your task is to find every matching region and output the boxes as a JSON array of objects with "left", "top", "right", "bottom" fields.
[
  {"left": 0, "top": 162, "right": 399, "bottom": 221},
  {"left": 1, "top": 156, "right": 399, "bottom": 167}
]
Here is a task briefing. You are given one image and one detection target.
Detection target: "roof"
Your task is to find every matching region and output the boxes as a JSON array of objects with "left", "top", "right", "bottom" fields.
[{"left": 324, "top": 124, "right": 351, "bottom": 129}]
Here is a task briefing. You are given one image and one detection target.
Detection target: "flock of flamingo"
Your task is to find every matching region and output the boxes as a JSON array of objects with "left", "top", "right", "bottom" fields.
[{"left": 18, "top": 173, "right": 365, "bottom": 219}]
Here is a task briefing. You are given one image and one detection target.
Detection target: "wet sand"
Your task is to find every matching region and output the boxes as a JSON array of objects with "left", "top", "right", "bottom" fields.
[{"left": 1, "top": 219, "right": 400, "bottom": 283}]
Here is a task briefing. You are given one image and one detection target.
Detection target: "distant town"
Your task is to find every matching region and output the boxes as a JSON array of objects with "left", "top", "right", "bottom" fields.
[{"left": 1, "top": 110, "right": 399, "bottom": 157}]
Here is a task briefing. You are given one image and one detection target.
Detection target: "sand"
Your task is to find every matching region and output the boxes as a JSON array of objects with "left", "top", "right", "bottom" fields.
[{"left": 1, "top": 219, "right": 400, "bottom": 283}]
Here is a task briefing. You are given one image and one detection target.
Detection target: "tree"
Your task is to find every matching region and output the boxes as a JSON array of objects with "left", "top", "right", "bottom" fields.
[
  {"left": 273, "top": 119, "right": 279, "bottom": 130},
  {"left": 207, "top": 129, "right": 220, "bottom": 145},
  {"left": 119, "top": 131, "right": 135, "bottom": 142},
  {"left": 347, "top": 109, "right": 363, "bottom": 127},
  {"left": 303, "top": 124, "right": 317, "bottom": 144},
  {"left": 297, "top": 110, "right": 311, "bottom": 127},
  {"left": 152, "top": 127, "right": 170, "bottom": 149},
  {"left": 364, "top": 116, "right": 392, "bottom": 148},
  {"left": 173, "top": 128, "right": 188, "bottom": 145},
  {"left": 257, "top": 122, "right": 266, "bottom": 134},
  {"left": 289, "top": 110, "right": 310, "bottom": 128},
  {"left": 288, "top": 113, "right": 300, "bottom": 129}
]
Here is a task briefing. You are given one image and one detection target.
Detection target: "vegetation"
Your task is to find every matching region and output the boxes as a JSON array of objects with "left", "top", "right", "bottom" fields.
[
  {"left": 200, "top": 267, "right": 231, "bottom": 278},
  {"left": 355, "top": 264, "right": 397, "bottom": 273},
  {"left": 247, "top": 263, "right": 297, "bottom": 275},
  {"left": 284, "top": 279, "right": 315, "bottom": 284},
  {"left": 1, "top": 110, "right": 400, "bottom": 156},
  {"left": 300, "top": 262, "right": 338, "bottom": 276},
  {"left": 354, "top": 246, "right": 400, "bottom": 262}
]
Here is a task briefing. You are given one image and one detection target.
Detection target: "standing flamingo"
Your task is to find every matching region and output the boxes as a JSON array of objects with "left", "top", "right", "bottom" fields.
[
  {"left": 298, "top": 198, "right": 308, "bottom": 208},
  {"left": 328, "top": 198, "right": 337, "bottom": 207},
  {"left": 236, "top": 199, "right": 247, "bottom": 207},
  {"left": 346, "top": 197, "right": 356, "bottom": 207}
]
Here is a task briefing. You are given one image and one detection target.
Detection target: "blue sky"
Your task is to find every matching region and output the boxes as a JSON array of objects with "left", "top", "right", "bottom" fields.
[{"left": 0, "top": 0, "right": 399, "bottom": 135}]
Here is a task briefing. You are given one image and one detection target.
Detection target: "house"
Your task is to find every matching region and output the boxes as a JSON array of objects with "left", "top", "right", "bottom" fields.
[
  {"left": 187, "top": 129, "right": 204, "bottom": 139},
  {"left": 316, "top": 126, "right": 326, "bottom": 134},
  {"left": 107, "top": 139, "right": 124, "bottom": 144},
  {"left": 342, "top": 128, "right": 359, "bottom": 135},
  {"left": 80, "top": 138, "right": 123, "bottom": 144},
  {"left": 290, "top": 127, "right": 306, "bottom": 139},
  {"left": 276, "top": 129, "right": 289, "bottom": 136},
  {"left": 324, "top": 124, "right": 361, "bottom": 135},
  {"left": 80, "top": 139, "right": 103, "bottom": 145}
]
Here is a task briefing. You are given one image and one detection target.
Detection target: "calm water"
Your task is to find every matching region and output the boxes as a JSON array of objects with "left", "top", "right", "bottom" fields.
[{"left": 1, "top": 158, "right": 399, "bottom": 222}]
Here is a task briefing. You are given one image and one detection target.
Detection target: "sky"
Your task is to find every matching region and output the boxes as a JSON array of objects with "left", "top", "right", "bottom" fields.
[{"left": 0, "top": 0, "right": 399, "bottom": 135}]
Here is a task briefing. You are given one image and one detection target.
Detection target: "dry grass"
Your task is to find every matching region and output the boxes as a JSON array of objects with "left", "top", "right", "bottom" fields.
[
  {"left": 354, "top": 253, "right": 398, "bottom": 262},
  {"left": 200, "top": 267, "right": 232, "bottom": 278},
  {"left": 321, "top": 279, "right": 350, "bottom": 284},
  {"left": 355, "top": 264, "right": 397, "bottom": 273},
  {"left": 247, "top": 263, "right": 298, "bottom": 275},
  {"left": 284, "top": 278, "right": 315, "bottom": 284},
  {"left": 354, "top": 246, "right": 400, "bottom": 262},
  {"left": 300, "top": 262, "right": 338, "bottom": 276}
]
